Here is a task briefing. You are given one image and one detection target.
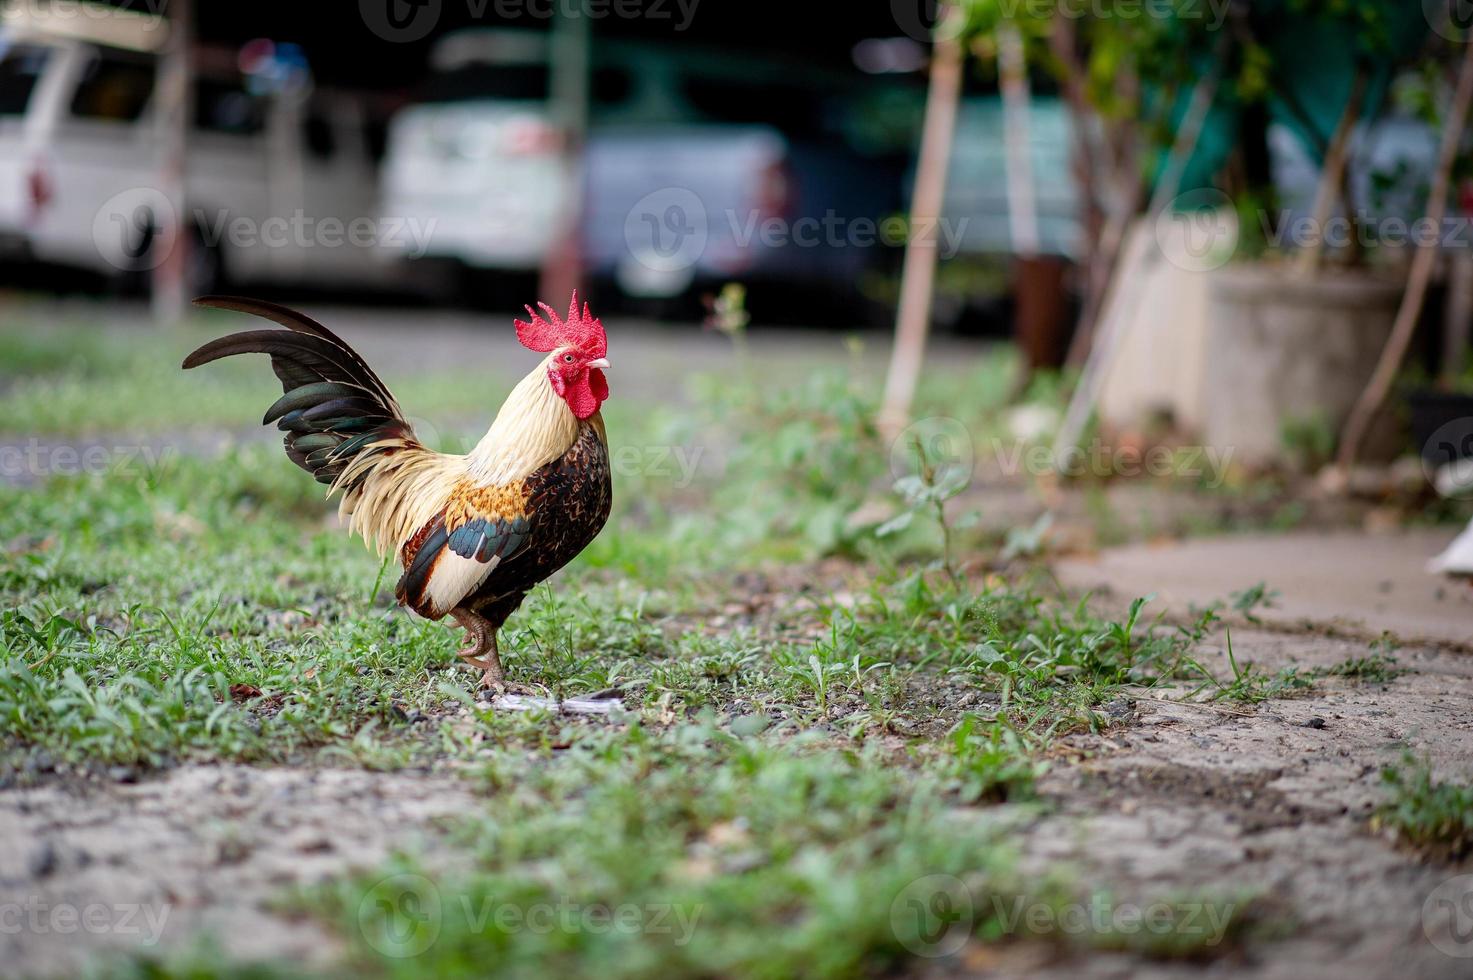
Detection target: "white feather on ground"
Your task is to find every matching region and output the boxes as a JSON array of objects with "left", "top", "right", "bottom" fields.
[{"left": 1429, "top": 517, "right": 1473, "bottom": 576}]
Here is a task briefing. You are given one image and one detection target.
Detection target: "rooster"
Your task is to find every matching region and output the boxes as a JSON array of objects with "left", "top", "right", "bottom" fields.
[{"left": 183, "top": 293, "right": 612, "bottom": 692}]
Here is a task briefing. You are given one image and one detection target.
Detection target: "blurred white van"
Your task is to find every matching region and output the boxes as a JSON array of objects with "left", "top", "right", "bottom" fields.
[
  {"left": 382, "top": 29, "right": 908, "bottom": 310},
  {"left": 0, "top": 4, "right": 404, "bottom": 293},
  {"left": 381, "top": 30, "right": 571, "bottom": 275}
]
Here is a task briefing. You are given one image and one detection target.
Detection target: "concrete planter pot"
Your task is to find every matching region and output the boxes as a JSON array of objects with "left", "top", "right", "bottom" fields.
[{"left": 1203, "top": 263, "right": 1402, "bottom": 466}]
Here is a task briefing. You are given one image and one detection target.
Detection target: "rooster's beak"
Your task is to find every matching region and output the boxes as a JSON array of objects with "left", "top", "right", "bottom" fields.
[{"left": 588, "top": 358, "right": 610, "bottom": 369}]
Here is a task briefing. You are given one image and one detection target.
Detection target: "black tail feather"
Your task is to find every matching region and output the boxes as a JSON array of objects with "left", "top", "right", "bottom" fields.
[
  {"left": 182, "top": 296, "right": 420, "bottom": 490},
  {"left": 263, "top": 381, "right": 371, "bottom": 425},
  {"left": 191, "top": 295, "right": 400, "bottom": 412}
]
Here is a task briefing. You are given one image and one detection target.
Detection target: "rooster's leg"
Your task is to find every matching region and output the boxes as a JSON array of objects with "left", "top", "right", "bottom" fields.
[
  {"left": 476, "top": 633, "right": 507, "bottom": 690},
  {"left": 451, "top": 601, "right": 557, "bottom": 704},
  {"left": 450, "top": 609, "right": 500, "bottom": 679},
  {"left": 451, "top": 608, "right": 533, "bottom": 693}
]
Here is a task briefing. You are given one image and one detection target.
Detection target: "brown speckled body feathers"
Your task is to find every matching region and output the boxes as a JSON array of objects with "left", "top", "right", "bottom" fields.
[{"left": 397, "top": 421, "right": 611, "bottom": 628}]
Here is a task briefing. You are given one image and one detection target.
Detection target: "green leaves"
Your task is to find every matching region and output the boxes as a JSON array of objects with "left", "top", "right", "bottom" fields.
[
  {"left": 1229, "top": 581, "right": 1281, "bottom": 624},
  {"left": 878, "top": 431, "right": 981, "bottom": 582},
  {"left": 699, "top": 365, "right": 887, "bottom": 560},
  {"left": 942, "top": 713, "right": 1048, "bottom": 804},
  {"left": 874, "top": 510, "right": 914, "bottom": 538},
  {"left": 1376, "top": 752, "right": 1473, "bottom": 859}
]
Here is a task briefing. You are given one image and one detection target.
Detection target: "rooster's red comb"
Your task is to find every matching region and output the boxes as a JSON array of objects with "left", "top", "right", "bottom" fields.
[{"left": 515, "top": 291, "right": 606, "bottom": 359}]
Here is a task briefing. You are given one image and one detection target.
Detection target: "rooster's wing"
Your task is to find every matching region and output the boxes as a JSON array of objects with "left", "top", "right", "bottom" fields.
[{"left": 395, "top": 483, "right": 534, "bottom": 619}]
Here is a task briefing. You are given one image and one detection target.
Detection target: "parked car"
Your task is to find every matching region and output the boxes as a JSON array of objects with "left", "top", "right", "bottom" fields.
[
  {"left": 379, "top": 30, "right": 571, "bottom": 280},
  {"left": 0, "top": 5, "right": 405, "bottom": 294},
  {"left": 380, "top": 29, "right": 909, "bottom": 314}
]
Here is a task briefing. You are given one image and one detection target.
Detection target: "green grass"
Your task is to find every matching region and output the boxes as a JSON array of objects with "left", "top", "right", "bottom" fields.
[
  {"left": 1319, "top": 637, "right": 1405, "bottom": 684},
  {"left": 0, "top": 314, "right": 1283, "bottom": 977},
  {"left": 1376, "top": 754, "right": 1473, "bottom": 860},
  {"left": 0, "top": 441, "right": 1211, "bottom": 773},
  {"left": 320, "top": 729, "right": 1030, "bottom": 979},
  {"left": 0, "top": 314, "right": 510, "bottom": 436}
]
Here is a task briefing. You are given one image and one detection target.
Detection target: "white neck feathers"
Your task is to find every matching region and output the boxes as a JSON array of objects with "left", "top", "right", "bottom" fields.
[{"left": 465, "top": 353, "right": 580, "bottom": 484}]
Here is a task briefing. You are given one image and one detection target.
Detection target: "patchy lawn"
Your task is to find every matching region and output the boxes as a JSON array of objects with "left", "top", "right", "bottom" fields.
[{"left": 2, "top": 313, "right": 1471, "bottom": 978}]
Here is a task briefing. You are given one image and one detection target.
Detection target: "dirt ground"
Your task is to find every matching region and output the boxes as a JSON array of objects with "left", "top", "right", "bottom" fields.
[
  {"left": 0, "top": 766, "right": 478, "bottom": 975},
  {"left": 2, "top": 612, "right": 1471, "bottom": 977},
  {"left": 985, "top": 627, "right": 1473, "bottom": 979}
]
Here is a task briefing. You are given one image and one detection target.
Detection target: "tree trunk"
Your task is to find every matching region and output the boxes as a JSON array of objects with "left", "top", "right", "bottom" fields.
[
  {"left": 879, "top": 10, "right": 965, "bottom": 434},
  {"left": 1443, "top": 251, "right": 1473, "bottom": 386},
  {"left": 1337, "top": 43, "right": 1473, "bottom": 470},
  {"left": 151, "top": 0, "right": 192, "bottom": 325},
  {"left": 540, "top": 6, "right": 591, "bottom": 305},
  {"left": 1049, "top": 19, "right": 1106, "bottom": 361}
]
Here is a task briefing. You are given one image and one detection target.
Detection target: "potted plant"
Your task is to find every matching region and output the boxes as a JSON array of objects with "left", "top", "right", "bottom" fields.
[
  {"left": 1193, "top": 1, "right": 1451, "bottom": 466},
  {"left": 972, "top": 0, "right": 1452, "bottom": 466}
]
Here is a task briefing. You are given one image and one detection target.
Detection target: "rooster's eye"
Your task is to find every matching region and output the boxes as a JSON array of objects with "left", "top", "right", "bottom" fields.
[{"left": 563, "top": 354, "right": 575, "bottom": 363}]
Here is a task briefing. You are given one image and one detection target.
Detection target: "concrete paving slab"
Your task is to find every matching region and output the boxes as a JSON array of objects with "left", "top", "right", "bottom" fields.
[{"left": 1055, "top": 528, "right": 1471, "bottom": 647}]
